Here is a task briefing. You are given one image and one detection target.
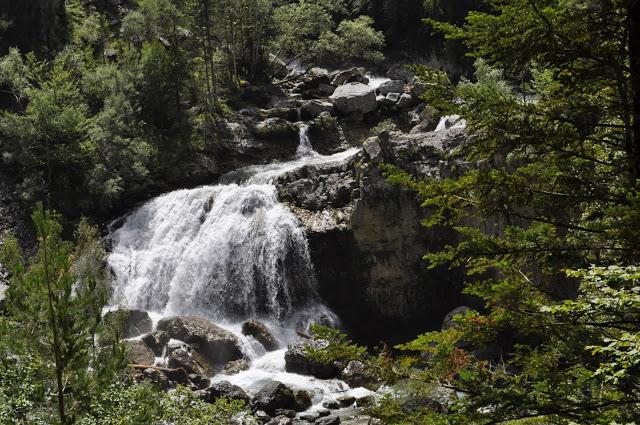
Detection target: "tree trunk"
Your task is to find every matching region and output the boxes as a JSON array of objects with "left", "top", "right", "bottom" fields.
[{"left": 629, "top": 0, "right": 640, "bottom": 182}]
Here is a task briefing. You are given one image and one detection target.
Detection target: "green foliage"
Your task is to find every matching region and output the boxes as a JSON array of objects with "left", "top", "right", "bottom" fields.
[
  {"left": 313, "top": 16, "right": 385, "bottom": 65},
  {"left": 305, "top": 324, "right": 368, "bottom": 365}
]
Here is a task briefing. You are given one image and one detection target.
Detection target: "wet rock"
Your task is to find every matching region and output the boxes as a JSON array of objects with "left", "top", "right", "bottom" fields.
[
  {"left": 317, "top": 416, "right": 341, "bottom": 425},
  {"left": 142, "top": 367, "right": 170, "bottom": 390},
  {"left": 294, "top": 389, "right": 313, "bottom": 411},
  {"left": 337, "top": 395, "right": 356, "bottom": 407},
  {"left": 141, "top": 331, "right": 170, "bottom": 356},
  {"left": 322, "top": 400, "right": 340, "bottom": 409},
  {"left": 300, "top": 100, "right": 334, "bottom": 120},
  {"left": 377, "top": 80, "right": 404, "bottom": 95},
  {"left": 342, "top": 417, "right": 381, "bottom": 425},
  {"left": 317, "top": 408, "right": 331, "bottom": 417},
  {"left": 332, "top": 68, "right": 368, "bottom": 86},
  {"left": 167, "top": 348, "right": 207, "bottom": 376},
  {"left": 340, "top": 361, "right": 379, "bottom": 390},
  {"left": 200, "top": 381, "right": 250, "bottom": 404},
  {"left": 397, "top": 93, "right": 413, "bottom": 109},
  {"left": 104, "top": 309, "right": 152, "bottom": 338},
  {"left": 255, "top": 410, "right": 271, "bottom": 423},
  {"left": 242, "top": 320, "right": 279, "bottom": 351},
  {"left": 384, "top": 92, "right": 400, "bottom": 106},
  {"left": 308, "top": 112, "right": 345, "bottom": 155},
  {"left": 124, "top": 340, "right": 155, "bottom": 365},
  {"left": 266, "top": 416, "right": 293, "bottom": 425},
  {"left": 299, "top": 412, "right": 319, "bottom": 422},
  {"left": 275, "top": 409, "right": 296, "bottom": 418},
  {"left": 329, "top": 83, "right": 377, "bottom": 115},
  {"left": 223, "top": 358, "right": 250, "bottom": 375},
  {"left": 284, "top": 339, "right": 340, "bottom": 379},
  {"left": 157, "top": 316, "right": 243, "bottom": 365},
  {"left": 253, "top": 118, "right": 299, "bottom": 141},
  {"left": 251, "top": 381, "right": 297, "bottom": 414},
  {"left": 188, "top": 373, "right": 210, "bottom": 390}
]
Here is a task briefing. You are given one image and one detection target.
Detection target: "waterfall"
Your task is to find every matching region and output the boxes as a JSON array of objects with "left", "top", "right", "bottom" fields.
[
  {"left": 107, "top": 134, "right": 358, "bottom": 325},
  {"left": 295, "top": 124, "right": 317, "bottom": 158}
]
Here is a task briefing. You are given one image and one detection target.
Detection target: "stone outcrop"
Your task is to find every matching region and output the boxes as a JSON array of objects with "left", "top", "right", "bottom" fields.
[
  {"left": 251, "top": 381, "right": 298, "bottom": 414},
  {"left": 276, "top": 127, "right": 474, "bottom": 344},
  {"left": 104, "top": 309, "right": 153, "bottom": 339},
  {"left": 329, "top": 83, "right": 377, "bottom": 115},
  {"left": 242, "top": 320, "right": 279, "bottom": 351},
  {"left": 157, "top": 316, "right": 243, "bottom": 365},
  {"left": 284, "top": 339, "right": 341, "bottom": 379}
]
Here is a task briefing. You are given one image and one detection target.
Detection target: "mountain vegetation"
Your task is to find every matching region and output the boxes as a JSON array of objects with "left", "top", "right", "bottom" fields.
[{"left": 0, "top": 0, "right": 639, "bottom": 424}]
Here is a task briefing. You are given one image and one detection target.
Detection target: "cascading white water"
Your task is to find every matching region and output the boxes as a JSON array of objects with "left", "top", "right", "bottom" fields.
[{"left": 106, "top": 130, "right": 374, "bottom": 407}]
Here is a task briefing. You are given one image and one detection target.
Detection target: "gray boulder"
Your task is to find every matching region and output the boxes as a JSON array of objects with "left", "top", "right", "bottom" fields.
[
  {"left": 223, "top": 358, "right": 250, "bottom": 375},
  {"left": 242, "top": 320, "right": 279, "bottom": 351},
  {"left": 377, "top": 80, "right": 404, "bottom": 95},
  {"left": 199, "top": 380, "right": 251, "bottom": 405},
  {"left": 167, "top": 348, "right": 208, "bottom": 376},
  {"left": 284, "top": 339, "right": 340, "bottom": 379},
  {"left": 332, "top": 68, "right": 368, "bottom": 86},
  {"left": 251, "top": 381, "right": 297, "bottom": 414},
  {"left": 300, "top": 100, "right": 334, "bottom": 120},
  {"left": 253, "top": 118, "right": 299, "bottom": 140},
  {"left": 397, "top": 93, "right": 413, "bottom": 109},
  {"left": 124, "top": 340, "right": 155, "bottom": 365},
  {"left": 340, "top": 360, "right": 379, "bottom": 390},
  {"left": 442, "top": 306, "right": 474, "bottom": 330},
  {"left": 317, "top": 416, "right": 341, "bottom": 425},
  {"left": 383, "top": 92, "right": 400, "bottom": 106},
  {"left": 329, "top": 83, "right": 377, "bottom": 115},
  {"left": 157, "top": 316, "right": 243, "bottom": 365},
  {"left": 141, "top": 331, "right": 170, "bottom": 356}
]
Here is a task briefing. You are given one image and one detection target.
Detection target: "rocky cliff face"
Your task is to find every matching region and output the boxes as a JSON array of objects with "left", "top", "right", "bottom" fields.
[{"left": 276, "top": 127, "right": 472, "bottom": 344}]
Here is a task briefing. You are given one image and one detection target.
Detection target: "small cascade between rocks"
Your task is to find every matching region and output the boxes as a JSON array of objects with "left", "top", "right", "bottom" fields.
[{"left": 107, "top": 127, "right": 370, "bottom": 412}]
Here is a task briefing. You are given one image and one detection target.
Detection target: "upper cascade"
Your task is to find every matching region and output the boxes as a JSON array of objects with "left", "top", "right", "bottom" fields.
[{"left": 107, "top": 130, "right": 359, "bottom": 325}]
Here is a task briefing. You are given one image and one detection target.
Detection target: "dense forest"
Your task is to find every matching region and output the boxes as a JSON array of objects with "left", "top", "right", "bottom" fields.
[{"left": 0, "top": 0, "right": 639, "bottom": 424}]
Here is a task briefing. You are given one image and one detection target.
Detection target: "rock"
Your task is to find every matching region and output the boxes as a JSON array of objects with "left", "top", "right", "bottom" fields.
[
  {"left": 105, "top": 309, "right": 153, "bottom": 338},
  {"left": 308, "top": 113, "right": 345, "bottom": 155},
  {"left": 442, "top": 306, "right": 474, "bottom": 330},
  {"left": 316, "top": 416, "right": 341, "bottom": 425},
  {"left": 342, "top": 417, "right": 381, "bottom": 425},
  {"left": 316, "top": 84, "right": 336, "bottom": 96},
  {"left": 336, "top": 395, "right": 356, "bottom": 407},
  {"left": 167, "top": 348, "right": 207, "bottom": 376},
  {"left": 251, "top": 381, "right": 297, "bottom": 414},
  {"left": 284, "top": 340, "right": 340, "bottom": 379},
  {"left": 141, "top": 331, "right": 170, "bottom": 357},
  {"left": 255, "top": 410, "right": 271, "bottom": 424},
  {"left": 300, "top": 100, "right": 334, "bottom": 120},
  {"left": 188, "top": 374, "right": 211, "bottom": 390},
  {"left": 340, "top": 361, "right": 379, "bottom": 390},
  {"left": 409, "top": 76, "right": 427, "bottom": 100},
  {"left": 200, "top": 381, "right": 250, "bottom": 404},
  {"left": 332, "top": 68, "right": 368, "bottom": 86},
  {"left": 299, "top": 412, "right": 319, "bottom": 422},
  {"left": 329, "top": 83, "right": 377, "bottom": 115},
  {"left": 397, "top": 93, "right": 413, "bottom": 109},
  {"left": 384, "top": 92, "right": 401, "bottom": 106},
  {"left": 242, "top": 320, "right": 279, "bottom": 351},
  {"left": 254, "top": 118, "right": 299, "bottom": 140},
  {"left": 266, "top": 416, "right": 293, "bottom": 425},
  {"left": 377, "top": 80, "right": 404, "bottom": 95},
  {"left": 322, "top": 400, "right": 340, "bottom": 410},
  {"left": 362, "top": 138, "right": 383, "bottom": 162},
  {"left": 0, "top": 282, "right": 7, "bottom": 314},
  {"left": 223, "top": 358, "right": 250, "bottom": 375},
  {"left": 124, "top": 340, "right": 155, "bottom": 365},
  {"left": 157, "top": 316, "right": 243, "bottom": 365},
  {"left": 275, "top": 409, "right": 296, "bottom": 418},
  {"left": 355, "top": 395, "right": 375, "bottom": 408},
  {"left": 316, "top": 408, "right": 331, "bottom": 417},
  {"left": 375, "top": 95, "right": 385, "bottom": 106},
  {"left": 294, "top": 389, "right": 313, "bottom": 411},
  {"left": 142, "top": 367, "right": 170, "bottom": 390}
]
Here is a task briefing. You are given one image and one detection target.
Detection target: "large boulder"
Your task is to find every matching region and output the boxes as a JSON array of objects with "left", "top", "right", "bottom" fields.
[
  {"left": 251, "top": 381, "right": 297, "bottom": 414},
  {"left": 104, "top": 309, "right": 153, "bottom": 338},
  {"left": 253, "top": 118, "right": 299, "bottom": 141},
  {"left": 377, "top": 80, "right": 404, "bottom": 95},
  {"left": 329, "top": 83, "right": 377, "bottom": 115},
  {"left": 331, "top": 68, "right": 369, "bottom": 86},
  {"left": 340, "top": 360, "right": 379, "bottom": 390},
  {"left": 241, "top": 320, "right": 279, "bottom": 351},
  {"left": 141, "top": 331, "right": 170, "bottom": 357},
  {"left": 167, "top": 348, "right": 208, "bottom": 376},
  {"left": 124, "top": 340, "right": 155, "bottom": 365},
  {"left": 199, "top": 380, "right": 250, "bottom": 405},
  {"left": 284, "top": 339, "right": 340, "bottom": 379},
  {"left": 300, "top": 100, "right": 334, "bottom": 120},
  {"left": 157, "top": 316, "right": 243, "bottom": 365}
]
